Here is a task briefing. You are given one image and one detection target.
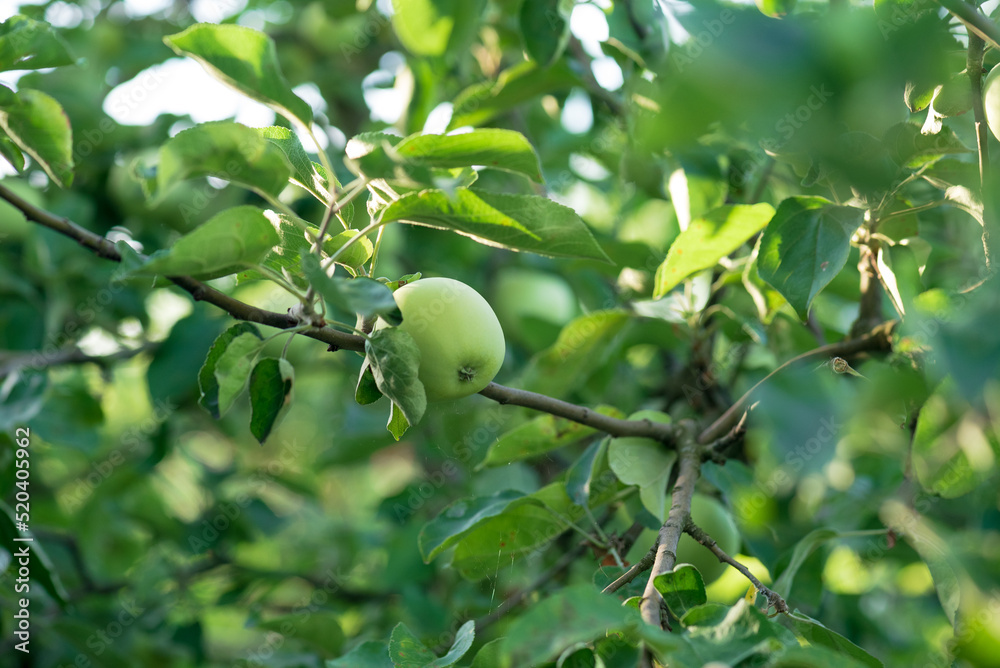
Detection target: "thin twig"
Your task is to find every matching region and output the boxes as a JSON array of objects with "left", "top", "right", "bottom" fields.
[
  {"left": 602, "top": 543, "right": 656, "bottom": 594},
  {"left": 685, "top": 521, "right": 788, "bottom": 614},
  {"left": 697, "top": 320, "right": 897, "bottom": 444}
]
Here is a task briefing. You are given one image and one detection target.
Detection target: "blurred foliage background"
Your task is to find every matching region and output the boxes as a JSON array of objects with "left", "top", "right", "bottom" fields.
[{"left": 1, "top": 0, "right": 999, "bottom": 666}]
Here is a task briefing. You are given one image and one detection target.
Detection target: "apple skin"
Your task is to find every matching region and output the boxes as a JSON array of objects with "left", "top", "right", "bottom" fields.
[
  {"left": 492, "top": 268, "right": 578, "bottom": 350},
  {"left": 675, "top": 493, "right": 741, "bottom": 585},
  {"left": 984, "top": 63, "right": 1000, "bottom": 143},
  {"left": 381, "top": 277, "right": 505, "bottom": 402}
]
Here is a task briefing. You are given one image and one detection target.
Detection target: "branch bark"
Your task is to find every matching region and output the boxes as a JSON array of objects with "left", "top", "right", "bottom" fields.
[
  {"left": 3, "top": 184, "right": 690, "bottom": 446},
  {"left": 935, "top": 0, "right": 1000, "bottom": 52},
  {"left": 479, "top": 383, "right": 680, "bottom": 443},
  {"left": 639, "top": 426, "right": 701, "bottom": 628},
  {"left": 0, "top": 181, "right": 366, "bottom": 353}
]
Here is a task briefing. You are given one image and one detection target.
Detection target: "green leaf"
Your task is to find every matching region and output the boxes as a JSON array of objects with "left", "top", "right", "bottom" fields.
[
  {"left": 757, "top": 197, "right": 863, "bottom": 320},
  {"left": 390, "top": 0, "right": 485, "bottom": 58},
  {"left": 521, "top": 311, "right": 631, "bottom": 397},
  {"left": 519, "top": 0, "right": 572, "bottom": 66},
  {"left": 133, "top": 206, "right": 280, "bottom": 278},
  {"left": 607, "top": 438, "right": 674, "bottom": 488},
  {"left": 388, "top": 623, "right": 438, "bottom": 667},
  {"left": 880, "top": 500, "right": 961, "bottom": 627},
  {"left": 429, "top": 620, "right": 474, "bottom": 667},
  {"left": 470, "top": 639, "right": 506, "bottom": 668},
  {"left": 608, "top": 427, "right": 676, "bottom": 519},
  {"left": 0, "top": 86, "right": 73, "bottom": 187},
  {"left": 654, "top": 203, "right": 774, "bottom": 298},
  {"left": 395, "top": 129, "right": 543, "bottom": 183},
  {"left": 256, "top": 126, "right": 343, "bottom": 205},
  {"left": 755, "top": 0, "right": 796, "bottom": 16},
  {"left": 0, "top": 500, "right": 69, "bottom": 608},
  {"left": 882, "top": 122, "right": 971, "bottom": 168},
  {"left": 365, "top": 328, "right": 426, "bottom": 428},
  {"left": 0, "top": 14, "right": 75, "bottom": 72},
  {"left": 782, "top": 611, "right": 884, "bottom": 667},
  {"left": 382, "top": 188, "right": 609, "bottom": 261},
  {"left": 0, "top": 370, "right": 47, "bottom": 429},
  {"left": 418, "top": 489, "right": 534, "bottom": 563},
  {"left": 450, "top": 60, "right": 580, "bottom": 129},
  {"left": 0, "top": 133, "right": 24, "bottom": 171},
  {"left": 137, "top": 121, "right": 292, "bottom": 203},
  {"left": 674, "top": 599, "right": 793, "bottom": 666},
  {"left": 478, "top": 407, "right": 621, "bottom": 469},
  {"left": 447, "top": 483, "right": 582, "bottom": 578},
  {"left": 248, "top": 358, "right": 294, "bottom": 445},
  {"left": 238, "top": 220, "right": 373, "bottom": 285},
  {"left": 903, "top": 80, "right": 938, "bottom": 113},
  {"left": 772, "top": 528, "right": 839, "bottom": 599},
  {"left": 198, "top": 323, "right": 263, "bottom": 419},
  {"left": 328, "top": 640, "right": 393, "bottom": 668},
  {"left": 499, "top": 585, "right": 644, "bottom": 667},
  {"left": 257, "top": 611, "right": 344, "bottom": 657},
  {"left": 214, "top": 332, "right": 266, "bottom": 417},
  {"left": 355, "top": 361, "right": 382, "bottom": 405},
  {"left": 388, "top": 402, "right": 411, "bottom": 441},
  {"left": 768, "top": 645, "right": 873, "bottom": 668},
  {"left": 565, "top": 440, "right": 606, "bottom": 506},
  {"left": 301, "top": 256, "right": 402, "bottom": 323},
  {"left": 654, "top": 564, "right": 708, "bottom": 620},
  {"left": 911, "top": 381, "right": 992, "bottom": 499},
  {"left": 164, "top": 23, "right": 312, "bottom": 126}
]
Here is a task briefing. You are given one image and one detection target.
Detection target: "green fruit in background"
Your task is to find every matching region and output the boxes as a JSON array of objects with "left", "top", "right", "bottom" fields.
[
  {"left": 379, "top": 277, "right": 505, "bottom": 402},
  {"left": 0, "top": 178, "right": 43, "bottom": 240},
  {"left": 492, "top": 267, "right": 578, "bottom": 350},
  {"left": 984, "top": 64, "right": 1000, "bottom": 143},
  {"left": 676, "top": 494, "right": 741, "bottom": 585}
]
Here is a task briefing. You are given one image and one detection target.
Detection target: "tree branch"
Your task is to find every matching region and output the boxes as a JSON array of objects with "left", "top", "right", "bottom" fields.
[
  {"left": 698, "top": 320, "right": 896, "bottom": 444},
  {"left": 0, "top": 182, "right": 366, "bottom": 353},
  {"left": 639, "top": 426, "right": 700, "bottom": 628},
  {"left": 685, "top": 522, "right": 788, "bottom": 614},
  {"left": 602, "top": 543, "right": 656, "bottom": 594},
  {"left": 935, "top": 0, "right": 1000, "bottom": 52},
  {"left": 479, "top": 383, "right": 681, "bottom": 443}
]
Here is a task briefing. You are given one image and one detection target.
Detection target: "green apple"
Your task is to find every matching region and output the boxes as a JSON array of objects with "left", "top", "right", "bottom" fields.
[
  {"left": 984, "top": 63, "right": 1000, "bottom": 142},
  {"left": 675, "top": 493, "right": 741, "bottom": 585},
  {"left": 381, "top": 277, "right": 505, "bottom": 402},
  {"left": 492, "top": 267, "right": 578, "bottom": 350}
]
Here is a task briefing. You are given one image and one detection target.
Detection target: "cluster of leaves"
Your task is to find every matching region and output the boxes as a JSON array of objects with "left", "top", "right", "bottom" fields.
[{"left": 1, "top": 1, "right": 999, "bottom": 667}]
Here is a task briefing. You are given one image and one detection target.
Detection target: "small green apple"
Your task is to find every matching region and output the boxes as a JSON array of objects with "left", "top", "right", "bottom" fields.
[
  {"left": 492, "top": 267, "right": 578, "bottom": 350},
  {"left": 380, "top": 277, "right": 505, "bottom": 402},
  {"left": 984, "top": 63, "right": 1000, "bottom": 142},
  {"left": 676, "top": 493, "right": 741, "bottom": 585}
]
